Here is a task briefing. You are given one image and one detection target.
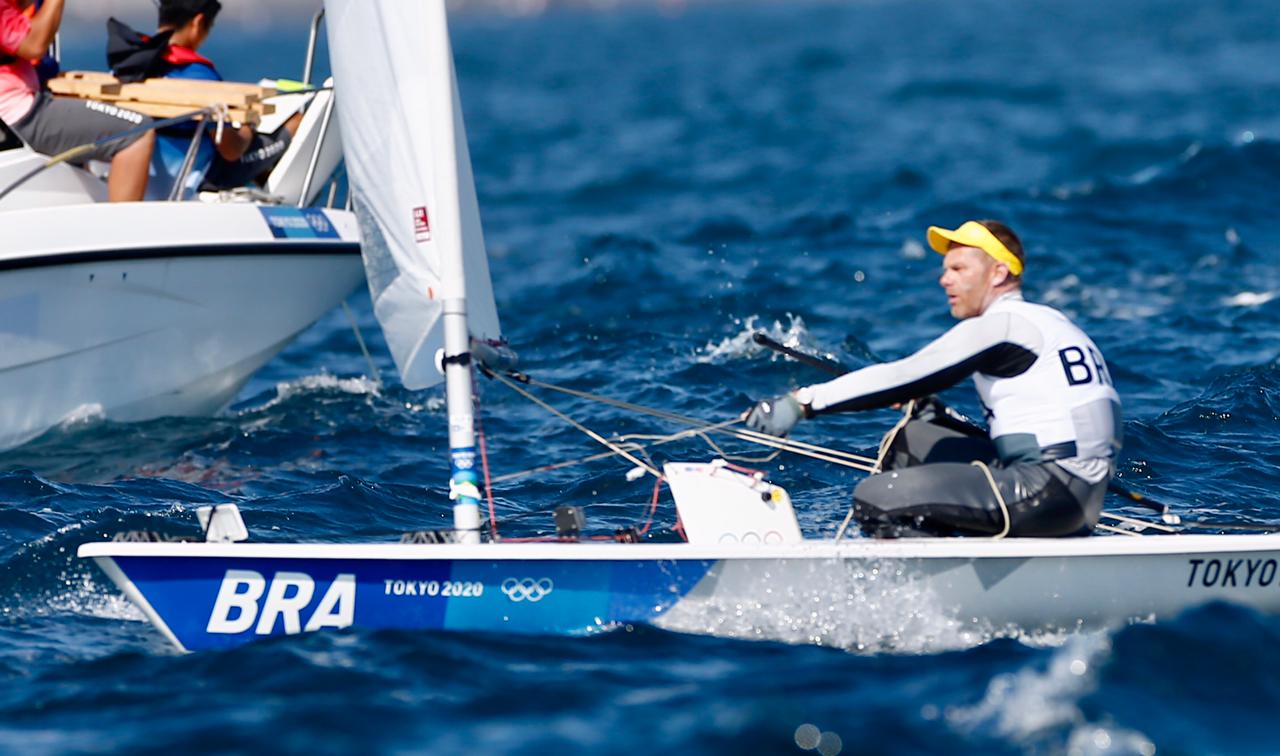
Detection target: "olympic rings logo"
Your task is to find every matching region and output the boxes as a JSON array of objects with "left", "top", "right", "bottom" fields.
[{"left": 501, "top": 577, "right": 554, "bottom": 603}]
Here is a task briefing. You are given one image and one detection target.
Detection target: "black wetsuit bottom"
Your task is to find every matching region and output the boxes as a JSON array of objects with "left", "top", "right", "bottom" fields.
[{"left": 852, "top": 400, "right": 1107, "bottom": 538}]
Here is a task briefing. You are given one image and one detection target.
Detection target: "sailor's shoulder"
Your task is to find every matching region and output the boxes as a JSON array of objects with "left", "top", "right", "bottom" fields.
[
  {"left": 989, "top": 295, "right": 1069, "bottom": 322},
  {"left": 166, "top": 62, "right": 222, "bottom": 82}
]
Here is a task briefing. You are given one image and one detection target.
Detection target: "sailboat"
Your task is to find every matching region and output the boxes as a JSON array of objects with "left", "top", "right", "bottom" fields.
[{"left": 79, "top": 0, "right": 1280, "bottom": 653}]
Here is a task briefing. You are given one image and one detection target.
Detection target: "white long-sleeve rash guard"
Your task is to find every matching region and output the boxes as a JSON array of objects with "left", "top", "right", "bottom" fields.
[{"left": 803, "top": 292, "right": 1122, "bottom": 475}]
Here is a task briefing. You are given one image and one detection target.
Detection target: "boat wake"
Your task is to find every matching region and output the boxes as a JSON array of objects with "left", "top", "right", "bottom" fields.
[{"left": 656, "top": 558, "right": 1008, "bottom": 655}]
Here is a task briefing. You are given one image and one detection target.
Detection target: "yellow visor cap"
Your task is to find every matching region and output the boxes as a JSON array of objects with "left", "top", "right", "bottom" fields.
[{"left": 927, "top": 221, "right": 1023, "bottom": 276}]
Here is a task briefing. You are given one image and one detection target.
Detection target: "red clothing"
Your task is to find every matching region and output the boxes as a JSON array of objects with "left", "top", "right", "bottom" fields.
[
  {"left": 162, "top": 44, "right": 215, "bottom": 68},
  {"left": 0, "top": 0, "right": 36, "bottom": 124}
]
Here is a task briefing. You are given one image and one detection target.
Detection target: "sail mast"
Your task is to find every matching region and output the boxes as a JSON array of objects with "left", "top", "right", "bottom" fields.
[
  {"left": 426, "top": 1, "right": 482, "bottom": 543},
  {"left": 323, "top": 0, "right": 492, "bottom": 542}
]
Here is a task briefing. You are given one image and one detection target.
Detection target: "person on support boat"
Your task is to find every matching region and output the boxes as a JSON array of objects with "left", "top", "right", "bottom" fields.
[
  {"left": 0, "top": 0, "right": 154, "bottom": 201},
  {"left": 745, "top": 220, "right": 1122, "bottom": 538},
  {"left": 107, "top": 0, "right": 299, "bottom": 199}
]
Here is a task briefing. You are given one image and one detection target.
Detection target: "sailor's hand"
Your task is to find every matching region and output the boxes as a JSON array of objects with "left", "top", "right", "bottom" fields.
[{"left": 744, "top": 393, "right": 803, "bottom": 437}]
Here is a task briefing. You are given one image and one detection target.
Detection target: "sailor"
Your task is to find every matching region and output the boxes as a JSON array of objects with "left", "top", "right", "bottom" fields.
[
  {"left": 107, "top": 0, "right": 299, "bottom": 198},
  {"left": 0, "top": 0, "right": 154, "bottom": 201},
  {"left": 745, "top": 220, "right": 1122, "bottom": 538}
]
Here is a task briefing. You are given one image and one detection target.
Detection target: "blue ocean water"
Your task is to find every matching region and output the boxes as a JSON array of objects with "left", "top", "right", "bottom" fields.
[{"left": 6, "top": 0, "right": 1280, "bottom": 752}]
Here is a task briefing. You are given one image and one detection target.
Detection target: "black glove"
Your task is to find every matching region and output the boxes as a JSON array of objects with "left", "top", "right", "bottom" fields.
[{"left": 744, "top": 393, "right": 804, "bottom": 437}]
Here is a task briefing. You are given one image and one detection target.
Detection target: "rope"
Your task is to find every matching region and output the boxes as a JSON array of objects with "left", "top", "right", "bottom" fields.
[
  {"left": 833, "top": 504, "right": 859, "bottom": 542},
  {"left": 1096, "top": 523, "right": 1143, "bottom": 537},
  {"left": 341, "top": 301, "right": 382, "bottom": 389},
  {"left": 517, "top": 375, "right": 878, "bottom": 469},
  {"left": 970, "top": 460, "right": 1011, "bottom": 539},
  {"left": 635, "top": 477, "right": 663, "bottom": 537},
  {"left": 872, "top": 399, "right": 915, "bottom": 474},
  {"left": 489, "top": 371, "right": 663, "bottom": 479},
  {"left": 1100, "top": 511, "right": 1179, "bottom": 533},
  {"left": 475, "top": 406, "right": 498, "bottom": 541},
  {"left": 487, "top": 371, "right": 877, "bottom": 475}
]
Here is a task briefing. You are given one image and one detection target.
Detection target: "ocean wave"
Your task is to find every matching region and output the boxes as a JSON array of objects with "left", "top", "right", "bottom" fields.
[
  {"left": 1033, "top": 139, "right": 1280, "bottom": 210},
  {"left": 248, "top": 374, "right": 384, "bottom": 414},
  {"left": 946, "top": 634, "right": 1125, "bottom": 743}
]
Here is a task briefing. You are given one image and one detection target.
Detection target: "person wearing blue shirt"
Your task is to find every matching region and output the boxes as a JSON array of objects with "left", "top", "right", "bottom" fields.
[{"left": 108, "top": 0, "right": 297, "bottom": 199}]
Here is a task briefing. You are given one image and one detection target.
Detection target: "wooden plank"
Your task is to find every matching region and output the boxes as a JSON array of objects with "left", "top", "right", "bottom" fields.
[
  {"left": 51, "top": 79, "right": 262, "bottom": 109},
  {"left": 111, "top": 83, "right": 260, "bottom": 108},
  {"left": 47, "top": 86, "right": 272, "bottom": 116},
  {"left": 121, "top": 77, "right": 276, "bottom": 99},
  {"left": 46, "top": 77, "right": 119, "bottom": 97},
  {"left": 48, "top": 75, "right": 277, "bottom": 124},
  {"left": 117, "top": 101, "right": 263, "bottom": 127},
  {"left": 52, "top": 72, "right": 276, "bottom": 100},
  {"left": 60, "top": 70, "right": 117, "bottom": 82}
]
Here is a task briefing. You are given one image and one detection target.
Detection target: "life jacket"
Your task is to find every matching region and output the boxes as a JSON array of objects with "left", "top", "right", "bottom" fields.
[{"left": 106, "top": 17, "right": 177, "bottom": 82}]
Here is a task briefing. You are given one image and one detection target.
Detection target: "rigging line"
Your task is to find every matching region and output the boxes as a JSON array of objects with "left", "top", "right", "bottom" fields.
[
  {"left": 341, "top": 301, "right": 382, "bottom": 390},
  {"left": 490, "top": 443, "right": 645, "bottom": 484},
  {"left": 525, "top": 374, "right": 877, "bottom": 464},
  {"left": 489, "top": 420, "right": 774, "bottom": 485},
  {"left": 833, "top": 503, "right": 859, "bottom": 542},
  {"left": 670, "top": 430, "right": 783, "bottom": 464},
  {"left": 717, "top": 429, "right": 876, "bottom": 471},
  {"left": 514, "top": 374, "right": 878, "bottom": 467},
  {"left": 499, "top": 371, "right": 875, "bottom": 472},
  {"left": 475, "top": 403, "right": 499, "bottom": 541},
  {"left": 615, "top": 423, "right": 783, "bottom": 463},
  {"left": 489, "top": 371, "right": 663, "bottom": 479},
  {"left": 1099, "top": 511, "right": 1178, "bottom": 533},
  {"left": 1096, "top": 523, "right": 1143, "bottom": 537}
]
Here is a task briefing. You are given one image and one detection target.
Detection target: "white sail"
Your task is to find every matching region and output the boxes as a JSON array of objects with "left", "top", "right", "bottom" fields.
[{"left": 323, "top": 0, "right": 502, "bottom": 389}]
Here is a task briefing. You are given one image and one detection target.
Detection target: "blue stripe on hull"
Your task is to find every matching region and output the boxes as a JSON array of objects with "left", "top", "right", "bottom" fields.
[{"left": 114, "top": 556, "right": 717, "bottom": 650}]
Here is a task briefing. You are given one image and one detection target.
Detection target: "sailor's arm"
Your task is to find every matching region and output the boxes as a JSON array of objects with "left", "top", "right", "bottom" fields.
[
  {"left": 213, "top": 123, "right": 256, "bottom": 161},
  {"left": 804, "top": 311, "right": 1040, "bottom": 415},
  {"left": 13, "top": 0, "right": 63, "bottom": 59}
]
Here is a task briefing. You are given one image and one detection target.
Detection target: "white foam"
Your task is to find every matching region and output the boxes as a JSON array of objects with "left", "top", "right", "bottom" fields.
[
  {"left": 45, "top": 570, "right": 146, "bottom": 622},
  {"left": 249, "top": 373, "right": 382, "bottom": 412},
  {"left": 947, "top": 634, "right": 1108, "bottom": 737},
  {"left": 56, "top": 402, "right": 106, "bottom": 428},
  {"left": 655, "top": 558, "right": 995, "bottom": 654},
  {"left": 945, "top": 633, "right": 1154, "bottom": 752},
  {"left": 900, "top": 238, "right": 927, "bottom": 260},
  {"left": 1223, "top": 290, "right": 1279, "bottom": 307},
  {"left": 697, "top": 314, "right": 838, "bottom": 367},
  {"left": 1040, "top": 275, "right": 1170, "bottom": 321},
  {"left": 1064, "top": 725, "right": 1157, "bottom": 756}
]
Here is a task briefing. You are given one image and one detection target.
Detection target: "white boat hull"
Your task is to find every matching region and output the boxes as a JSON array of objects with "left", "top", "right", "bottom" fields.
[
  {"left": 79, "top": 535, "right": 1280, "bottom": 652},
  {"left": 0, "top": 202, "right": 363, "bottom": 450}
]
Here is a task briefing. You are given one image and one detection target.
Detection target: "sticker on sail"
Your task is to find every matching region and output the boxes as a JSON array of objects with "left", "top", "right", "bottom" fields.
[{"left": 413, "top": 206, "right": 432, "bottom": 243}]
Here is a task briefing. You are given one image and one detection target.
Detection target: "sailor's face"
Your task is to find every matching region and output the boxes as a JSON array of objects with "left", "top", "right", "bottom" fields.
[{"left": 939, "top": 246, "right": 1000, "bottom": 319}]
